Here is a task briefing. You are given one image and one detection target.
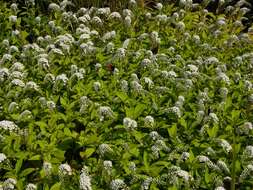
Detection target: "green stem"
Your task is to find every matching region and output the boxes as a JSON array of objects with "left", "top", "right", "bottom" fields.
[{"left": 231, "top": 127, "right": 236, "bottom": 190}]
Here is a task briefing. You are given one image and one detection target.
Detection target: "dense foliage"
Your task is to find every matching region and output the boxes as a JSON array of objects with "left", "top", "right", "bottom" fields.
[{"left": 0, "top": 0, "right": 253, "bottom": 189}]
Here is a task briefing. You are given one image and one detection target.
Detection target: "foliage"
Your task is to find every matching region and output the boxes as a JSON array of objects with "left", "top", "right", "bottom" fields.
[{"left": 0, "top": 0, "right": 253, "bottom": 189}]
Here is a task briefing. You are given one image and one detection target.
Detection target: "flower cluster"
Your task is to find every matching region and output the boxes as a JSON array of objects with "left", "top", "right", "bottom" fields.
[{"left": 0, "top": 0, "right": 253, "bottom": 189}]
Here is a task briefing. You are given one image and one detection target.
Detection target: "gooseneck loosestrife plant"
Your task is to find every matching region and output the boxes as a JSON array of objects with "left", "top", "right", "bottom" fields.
[{"left": 0, "top": 0, "right": 253, "bottom": 189}]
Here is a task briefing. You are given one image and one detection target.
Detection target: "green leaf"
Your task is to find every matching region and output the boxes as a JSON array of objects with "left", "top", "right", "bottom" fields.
[
  {"left": 168, "top": 124, "right": 177, "bottom": 138},
  {"left": 231, "top": 110, "right": 240, "bottom": 123},
  {"left": 189, "top": 149, "right": 195, "bottom": 162},
  {"left": 151, "top": 161, "right": 169, "bottom": 168},
  {"left": 91, "top": 109, "right": 97, "bottom": 120},
  {"left": 64, "top": 128, "right": 72, "bottom": 136},
  {"left": 207, "top": 125, "right": 219, "bottom": 138},
  {"left": 235, "top": 143, "right": 241, "bottom": 154},
  {"left": 116, "top": 91, "right": 128, "bottom": 102},
  {"left": 29, "top": 155, "right": 41, "bottom": 160},
  {"left": 15, "top": 158, "right": 23, "bottom": 175},
  {"left": 20, "top": 168, "right": 35, "bottom": 177},
  {"left": 150, "top": 183, "right": 159, "bottom": 190},
  {"left": 235, "top": 160, "right": 241, "bottom": 173},
  {"left": 80, "top": 148, "right": 95, "bottom": 158},
  {"left": 16, "top": 178, "right": 25, "bottom": 190},
  {"left": 50, "top": 183, "right": 61, "bottom": 190},
  {"left": 204, "top": 168, "right": 210, "bottom": 184},
  {"left": 44, "top": 184, "right": 50, "bottom": 190},
  {"left": 168, "top": 186, "right": 178, "bottom": 190},
  {"left": 52, "top": 149, "right": 65, "bottom": 162},
  {"left": 132, "top": 131, "right": 144, "bottom": 144},
  {"left": 125, "top": 107, "right": 133, "bottom": 118},
  {"left": 60, "top": 97, "right": 68, "bottom": 108},
  {"left": 133, "top": 103, "right": 146, "bottom": 119},
  {"left": 179, "top": 118, "right": 187, "bottom": 129},
  {"left": 143, "top": 151, "right": 149, "bottom": 171},
  {"left": 129, "top": 147, "right": 140, "bottom": 157}
]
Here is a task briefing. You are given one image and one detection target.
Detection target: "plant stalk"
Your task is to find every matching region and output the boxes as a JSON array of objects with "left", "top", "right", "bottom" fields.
[{"left": 231, "top": 127, "right": 236, "bottom": 190}]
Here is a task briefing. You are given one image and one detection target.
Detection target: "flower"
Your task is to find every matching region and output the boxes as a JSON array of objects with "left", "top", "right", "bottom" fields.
[
  {"left": 120, "top": 80, "right": 129, "bottom": 92},
  {"left": 131, "top": 81, "right": 143, "bottom": 93},
  {"left": 19, "top": 110, "right": 33, "bottom": 121},
  {"left": 150, "top": 31, "right": 160, "bottom": 45},
  {"left": 110, "top": 179, "right": 126, "bottom": 190},
  {"left": 47, "top": 101, "right": 56, "bottom": 110},
  {"left": 55, "top": 74, "right": 68, "bottom": 85},
  {"left": 209, "top": 113, "right": 219, "bottom": 123},
  {"left": 237, "top": 122, "right": 253, "bottom": 135},
  {"left": 38, "top": 57, "right": 49, "bottom": 70},
  {"left": 0, "top": 153, "right": 7, "bottom": 163},
  {"left": 35, "top": 16, "right": 41, "bottom": 23},
  {"left": 149, "top": 131, "right": 160, "bottom": 141},
  {"left": 1, "top": 53, "right": 12, "bottom": 63},
  {"left": 217, "top": 160, "right": 230, "bottom": 174},
  {"left": 49, "top": 3, "right": 60, "bottom": 11},
  {"left": 115, "top": 48, "right": 126, "bottom": 60},
  {"left": 49, "top": 48, "right": 64, "bottom": 56},
  {"left": 25, "top": 0, "right": 35, "bottom": 6},
  {"left": 155, "top": 3, "right": 163, "bottom": 10},
  {"left": 243, "top": 146, "right": 253, "bottom": 159},
  {"left": 97, "top": 7, "right": 111, "bottom": 16},
  {"left": 217, "top": 72, "right": 230, "bottom": 85},
  {"left": 60, "top": 0, "right": 73, "bottom": 10},
  {"left": 175, "top": 95, "right": 185, "bottom": 108},
  {"left": 98, "top": 106, "right": 114, "bottom": 121},
  {"left": 10, "top": 3, "right": 18, "bottom": 12},
  {"left": 215, "top": 187, "right": 226, "bottom": 190},
  {"left": 219, "top": 87, "right": 228, "bottom": 99},
  {"left": 144, "top": 116, "right": 155, "bottom": 127},
  {"left": 129, "top": 162, "right": 136, "bottom": 172},
  {"left": 109, "top": 12, "right": 122, "bottom": 20},
  {"left": 143, "top": 77, "right": 154, "bottom": 88},
  {"left": 93, "top": 81, "right": 101, "bottom": 91},
  {"left": 151, "top": 145, "right": 160, "bottom": 158},
  {"left": 175, "top": 169, "right": 193, "bottom": 182},
  {"left": 59, "top": 163, "right": 72, "bottom": 176},
  {"left": 122, "top": 9, "right": 132, "bottom": 17},
  {"left": 9, "top": 15, "right": 17, "bottom": 23},
  {"left": 102, "top": 31, "right": 116, "bottom": 42},
  {"left": 168, "top": 71, "right": 177, "bottom": 78},
  {"left": 98, "top": 144, "right": 113, "bottom": 157},
  {"left": 141, "top": 177, "right": 153, "bottom": 190},
  {"left": 123, "top": 117, "right": 137, "bottom": 131},
  {"left": 25, "top": 183, "right": 37, "bottom": 190},
  {"left": 156, "top": 139, "right": 170, "bottom": 152},
  {"left": 244, "top": 80, "right": 252, "bottom": 91},
  {"left": 141, "top": 58, "right": 151, "bottom": 67},
  {"left": 145, "top": 12, "right": 152, "bottom": 19},
  {"left": 8, "top": 102, "right": 19, "bottom": 113},
  {"left": 3, "top": 178, "right": 16, "bottom": 190},
  {"left": 124, "top": 16, "right": 131, "bottom": 27},
  {"left": 176, "top": 21, "right": 185, "bottom": 31},
  {"left": 25, "top": 81, "right": 39, "bottom": 91},
  {"left": 0, "top": 68, "right": 9, "bottom": 80},
  {"left": 43, "top": 162, "right": 52, "bottom": 176},
  {"left": 181, "top": 152, "right": 190, "bottom": 161},
  {"left": 91, "top": 16, "right": 103, "bottom": 26},
  {"left": 12, "top": 29, "right": 20, "bottom": 36},
  {"left": 239, "top": 164, "right": 253, "bottom": 182},
  {"left": 80, "top": 167, "right": 92, "bottom": 190},
  {"left": 0, "top": 120, "right": 18, "bottom": 132},
  {"left": 196, "top": 155, "right": 210, "bottom": 163},
  {"left": 167, "top": 106, "right": 181, "bottom": 118},
  {"left": 103, "top": 160, "right": 113, "bottom": 171},
  {"left": 44, "top": 73, "right": 55, "bottom": 84}
]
